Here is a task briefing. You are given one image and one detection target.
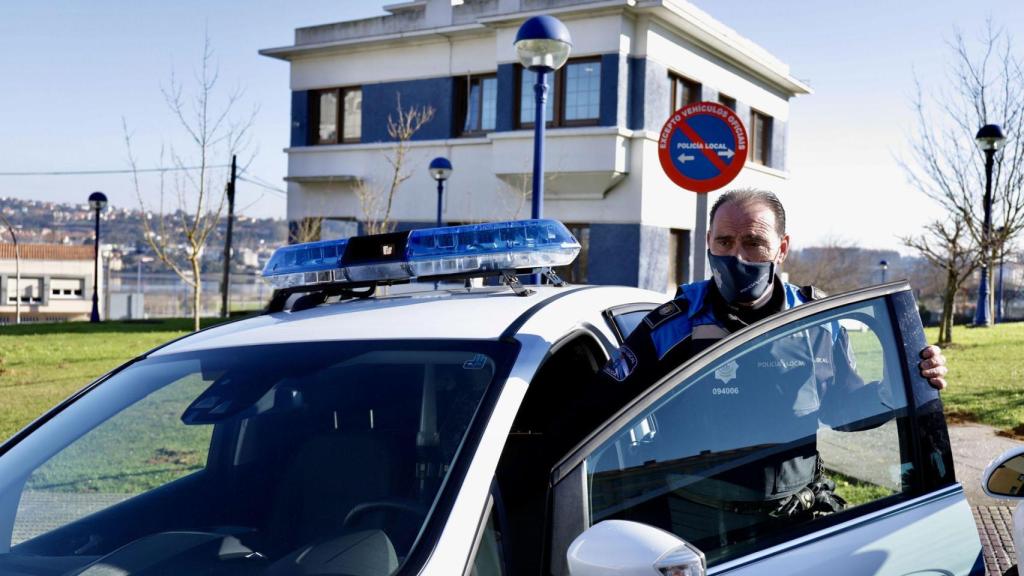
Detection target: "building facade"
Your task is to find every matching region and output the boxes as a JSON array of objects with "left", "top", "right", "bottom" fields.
[
  {"left": 261, "top": 0, "right": 810, "bottom": 292},
  {"left": 0, "top": 244, "right": 100, "bottom": 323}
]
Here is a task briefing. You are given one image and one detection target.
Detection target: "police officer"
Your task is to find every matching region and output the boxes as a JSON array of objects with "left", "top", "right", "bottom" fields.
[{"left": 584, "top": 188, "right": 948, "bottom": 533}]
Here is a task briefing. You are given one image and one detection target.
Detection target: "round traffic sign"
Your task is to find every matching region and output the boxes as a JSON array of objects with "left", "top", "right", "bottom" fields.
[{"left": 658, "top": 102, "right": 748, "bottom": 193}]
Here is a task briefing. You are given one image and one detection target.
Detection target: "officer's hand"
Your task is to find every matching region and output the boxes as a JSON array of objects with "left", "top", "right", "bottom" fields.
[{"left": 918, "top": 345, "right": 948, "bottom": 390}]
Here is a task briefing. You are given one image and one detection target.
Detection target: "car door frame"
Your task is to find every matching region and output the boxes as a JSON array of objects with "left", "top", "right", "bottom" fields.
[{"left": 547, "top": 281, "right": 974, "bottom": 575}]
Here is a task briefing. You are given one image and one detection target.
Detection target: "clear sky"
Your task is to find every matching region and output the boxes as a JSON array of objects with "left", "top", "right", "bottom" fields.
[{"left": 2, "top": 1, "right": 1022, "bottom": 251}]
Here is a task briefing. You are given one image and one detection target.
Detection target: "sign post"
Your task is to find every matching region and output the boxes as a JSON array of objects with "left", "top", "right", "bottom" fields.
[{"left": 658, "top": 102, "right": 748, "bottom": 281}]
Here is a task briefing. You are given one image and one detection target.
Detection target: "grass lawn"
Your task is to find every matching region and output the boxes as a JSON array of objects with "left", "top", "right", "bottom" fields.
[
  {"left": 0, "top": 318, "right": 233, "bottom": 442},
  {"left": 925, "top": 322, "right": 1024, "bottom": 436}
]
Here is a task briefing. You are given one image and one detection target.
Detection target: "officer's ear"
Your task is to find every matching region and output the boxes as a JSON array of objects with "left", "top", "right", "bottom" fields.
[{"left": 776, "top": 233, "right": 790, "bottom": 264}]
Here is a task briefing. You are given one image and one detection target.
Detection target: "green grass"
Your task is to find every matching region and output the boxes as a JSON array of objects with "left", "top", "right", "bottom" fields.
[
  {"left": 0, "top": 317, "right": 239, "bottom": 443},
  {"left": 829, "top": 470, "right": 898, "bottom": 507},
  {"left": 925, "top": 322, "right": 1024, "bottom": 435}
]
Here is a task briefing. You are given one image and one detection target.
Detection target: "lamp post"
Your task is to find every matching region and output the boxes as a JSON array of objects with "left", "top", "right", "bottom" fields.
[
  {"left": 515, "top": 14, "right": 572, "bottom": 221},
  {"left": 973, "top": 124, "right": 1006, "bottom": 326},
  {"left": 879, "top": 260, "right": 888, "bottom": 284},
  {"left": 516, "top": 15, "right": 571, "bottom": 285},
  {"left": 428, "top": 157, "right": 452, "bottom": 228},
  {"left": 88, "top": 191, "right": 107, "bottom": 323}
]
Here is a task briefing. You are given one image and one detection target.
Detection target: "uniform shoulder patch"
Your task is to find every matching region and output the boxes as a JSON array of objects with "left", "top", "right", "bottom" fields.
[
  {"left": 643, "top": 300, "right": 685, "bottom": 330},
  {"left": 800, "top": 285, "right": 828, "bottom": 301}
]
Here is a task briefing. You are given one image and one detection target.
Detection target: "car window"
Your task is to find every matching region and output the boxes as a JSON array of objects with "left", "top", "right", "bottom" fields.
[
  {"left": 583, "top": 297, "right": 916, "bottom": 566},
  {"left": 605, "top": 304, "right": 659, "bottom": 342},
  {"left": 0, "top": 340, "right": 515, "bottom": 576},
  {"left": 468, "top": 501, "right": 506, "bottom": 576},
  {"left": 12, "top": 361, "right": 214, "bottom": 546}
]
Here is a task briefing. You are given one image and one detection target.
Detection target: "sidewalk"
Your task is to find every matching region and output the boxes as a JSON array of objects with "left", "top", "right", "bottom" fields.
[{"left": 949, "top": 422, "right": 1022, "bottom": 575}]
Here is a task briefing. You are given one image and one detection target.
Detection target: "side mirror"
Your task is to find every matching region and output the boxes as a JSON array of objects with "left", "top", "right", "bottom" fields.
[
  {"left": 567, "top": 520, "right": 705, "bottom": 576},
  {"left": 983, "top": 447, "right": 1024, "bottom": 499}
]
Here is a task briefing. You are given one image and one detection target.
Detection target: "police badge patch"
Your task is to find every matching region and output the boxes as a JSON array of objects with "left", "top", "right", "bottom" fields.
[
  {"left": 643, "top": 300, "right": 683, "bottom": 330},
  {"left": 602, "top": 345, "right": 639, "bottom": 382},
  {"left": 714, "top": 360, "right": 739, "bottom": 384}
]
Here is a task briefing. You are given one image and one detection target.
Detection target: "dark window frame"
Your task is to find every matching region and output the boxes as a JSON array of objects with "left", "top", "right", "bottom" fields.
[
  {"left": 309, "top": 86, "right": 362, "bottom": 145},
  {"left": 516, "top": 56, "right": 603, "bottom": 130},
  {"left": 669, "top": 72, "right": 702, "bottom": 113},
  {"left": 718, "top": 93, "right": 737, "bottom": 111},
  {"left": 455, "top": 73, "right": 498, "bottom": 137},
  {"left": 750, "top": 108, "right": 773, "bottom": 166}
]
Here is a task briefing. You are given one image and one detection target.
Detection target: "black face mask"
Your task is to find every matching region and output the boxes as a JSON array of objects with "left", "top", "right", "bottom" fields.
[{"left": 707, "top": 250, "right": 775, "bottom": 304}]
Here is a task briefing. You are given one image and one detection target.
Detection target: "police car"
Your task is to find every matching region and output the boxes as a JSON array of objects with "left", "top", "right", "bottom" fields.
[{"left": 0, "top": 220, "right": 983, "bottom": 576}]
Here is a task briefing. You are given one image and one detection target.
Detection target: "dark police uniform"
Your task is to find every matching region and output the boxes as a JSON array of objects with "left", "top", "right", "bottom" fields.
[{"left": 583, "top": 276, "right": 872, "bottom": 544}]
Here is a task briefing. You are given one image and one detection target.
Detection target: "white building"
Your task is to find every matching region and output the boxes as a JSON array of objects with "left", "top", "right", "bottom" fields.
[
  {"left": 261, "top": 0, "right": 809, "bottom": 291},
  {"left": 0, "top": 244, "right": 100, "bottom": 323}
]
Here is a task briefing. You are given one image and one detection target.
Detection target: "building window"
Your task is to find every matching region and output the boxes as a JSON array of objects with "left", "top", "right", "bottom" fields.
[
  {"left": 457, "top": 74, "right": 498, "bottom": 135},
  {"left": 718, "top": 93, "right": 736, "bottom": 111},
  {"left": 669, "top": 73, "right": 701, "bottom": 113},
  {"left": 311, "top": 87, "right": 362, "bottom": 145},
  {"left": 50, "top": 278, "right": 84, "bottom": 300},
  {"left": 6, "top": 277, "right": 42, "bottom": 304},
  {"left": 667, "top": 229, "right": 691, "bottom": 293},
  {"left": 555, "top": 224, "right": 590, "bottom": 283},
  {"left": 518, "top": 58, "right": 602, "bottom": 128},
  {"left": 750, "top": 109, "right": 773, "bottom": 166}
]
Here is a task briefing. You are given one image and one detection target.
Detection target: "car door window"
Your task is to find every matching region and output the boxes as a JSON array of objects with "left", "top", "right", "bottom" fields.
[
  {"left": 584, "top": 297, "right": 916, "bottom": 566},
  {"left": 604, "top": 304, "right": 659, "bottom": 342}
]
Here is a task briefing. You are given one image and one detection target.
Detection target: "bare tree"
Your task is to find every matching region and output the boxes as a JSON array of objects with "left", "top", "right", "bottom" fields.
[
  {"left": 899, "top": 23, "right": 1024, "bottom": 326},
  {"left": 0, "top": 212, "right": 20, "bottom": 324},
  {"left": 356, "top": 95, "right": 435, "bottom": 235},
  {"left": 782, "top": 237, "right": 867, "bottom": 294},
  {"left": 901, "top": 219, "right": 980, "bottom": 344},
  {"left": 125, "top": 35, "right": 256, "bottom": 331}
]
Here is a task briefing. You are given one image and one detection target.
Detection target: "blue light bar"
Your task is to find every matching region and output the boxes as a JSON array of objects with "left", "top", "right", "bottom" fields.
[
  {"left": 405, "top": 219, "right": 580, "bottom": 278},
  {"left": 260, "top": 219, "right": 581, "bottom": 289},
  {"left": 261, "top": 238, "right": 349, "bottom": 289}
]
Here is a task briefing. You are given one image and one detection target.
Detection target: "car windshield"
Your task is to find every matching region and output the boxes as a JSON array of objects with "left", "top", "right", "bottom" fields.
[{"left": 0, "top": 339, "right": 514, "bottom": 576}]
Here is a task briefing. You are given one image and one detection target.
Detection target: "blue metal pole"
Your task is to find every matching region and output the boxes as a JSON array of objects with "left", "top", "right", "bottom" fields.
[
  {"left": 436, "top": 179, "right": 444, "bottom": 228},
  {"left": 90, "top": 208, "right": 101, "bottom": 323},
  {"left": 531, "top": 68, "right": 549, "bottom": 220},
  {"left": 530, "top": 68, "right": 550, "bottom": 285},
  {"left": 974, "top": 149, "right": 996, "bottom": 326}
]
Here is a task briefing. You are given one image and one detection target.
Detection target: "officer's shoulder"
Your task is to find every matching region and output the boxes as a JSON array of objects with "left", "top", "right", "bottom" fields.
[{"left": 642, "top": 298, "right": 690, "bottom": 331}]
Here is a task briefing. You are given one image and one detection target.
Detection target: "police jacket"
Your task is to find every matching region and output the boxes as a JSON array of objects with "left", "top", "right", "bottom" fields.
[{"left": 584, "top": 277, "right": 870, "bottom": 503}]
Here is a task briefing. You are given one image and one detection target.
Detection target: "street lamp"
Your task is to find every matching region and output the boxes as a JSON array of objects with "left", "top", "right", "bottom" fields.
[
  {"left": 515, "top": 14, "right": 572, "bottom": 221},
  {"left": 973, "top": 123, "right": 1006, "bottom": 326},
  {"left": 428, "top": 157, "right": 452, "bottom": 228},
  {"left": 879, "top": 260, "right": 888, "bottom": 284},
  {"left": 88, "top": 191, "right": 107, "bottom": 323}
]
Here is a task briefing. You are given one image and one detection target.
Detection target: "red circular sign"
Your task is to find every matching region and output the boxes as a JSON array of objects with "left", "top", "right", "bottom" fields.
[{"left": 658, "top": 102, "right": 748, "bottom": 193}]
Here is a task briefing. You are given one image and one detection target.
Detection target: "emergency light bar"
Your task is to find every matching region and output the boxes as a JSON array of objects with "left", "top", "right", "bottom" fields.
[{"left": 261, "top": 219, "right": 581, "bottom": 290}]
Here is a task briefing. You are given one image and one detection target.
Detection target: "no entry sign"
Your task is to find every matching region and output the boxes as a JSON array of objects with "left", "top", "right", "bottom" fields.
[{"left": 658, "top": 102, "right": 748, "bottom": 193}]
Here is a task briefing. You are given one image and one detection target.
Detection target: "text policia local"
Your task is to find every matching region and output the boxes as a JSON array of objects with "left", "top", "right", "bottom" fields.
[{"left": 659, "top": 104, "right": 747, "bottom": 152}]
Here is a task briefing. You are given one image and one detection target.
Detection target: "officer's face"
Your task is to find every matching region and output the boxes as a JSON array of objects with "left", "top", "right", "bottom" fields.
[{"left": 708, "top": 201, "right": 790, "bottom": 264}]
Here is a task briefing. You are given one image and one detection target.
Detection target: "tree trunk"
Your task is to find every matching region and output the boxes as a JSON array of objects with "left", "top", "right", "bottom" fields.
[
  {"left": 191, "top": 258, "right": 202, "bottom": 332},
  {"left": 939, "top": 269, "right": 957, "bottom": 345}
]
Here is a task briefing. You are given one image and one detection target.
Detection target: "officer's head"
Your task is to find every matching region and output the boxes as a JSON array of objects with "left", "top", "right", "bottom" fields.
[
  {"left": 708, "top": 188, "right": 790, "bottom": 265},
  {"left": 706, "top": 189, "right": 790, "bottom": 305}
]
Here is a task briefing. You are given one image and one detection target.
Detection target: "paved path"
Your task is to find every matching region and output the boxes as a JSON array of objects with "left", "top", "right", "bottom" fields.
[{"left": 949, "top": 423, "right": 1022, "bottom": 575}]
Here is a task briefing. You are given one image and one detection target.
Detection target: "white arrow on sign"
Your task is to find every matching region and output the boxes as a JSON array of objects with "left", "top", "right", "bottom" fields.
[
  {"left": 677, "top": 153, "right": 696, "bottom": 164},
  {"left": 717, "top": 148, "right": 735, "bottom": 159}
]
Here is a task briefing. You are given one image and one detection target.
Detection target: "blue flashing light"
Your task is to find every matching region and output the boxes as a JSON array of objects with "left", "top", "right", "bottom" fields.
[
  {"left": 261, "top": 219, "right": 580, "bottom": 289},
  {"left": 261, "top": 238, "right": 349, "bottom": 288},
  {"left": 405, "top": 219, "right": 580, "bottom": 277}
]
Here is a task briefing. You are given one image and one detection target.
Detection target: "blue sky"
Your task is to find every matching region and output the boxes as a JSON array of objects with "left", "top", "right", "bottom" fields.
[{"left": 2, "top": 1, "right": 1023, "bottom": 250}]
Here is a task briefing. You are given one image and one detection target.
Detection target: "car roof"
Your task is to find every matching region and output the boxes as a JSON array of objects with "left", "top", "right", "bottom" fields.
[{"left": 152, "top": 284, "right": 667, "bottom": 356}]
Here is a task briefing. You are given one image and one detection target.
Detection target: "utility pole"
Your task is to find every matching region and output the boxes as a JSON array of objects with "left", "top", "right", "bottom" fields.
[
  {"left": 220, "top": 155, "right": 237, "bottom": 318},
  {"left": 0, "top": 213, "right": 20, "bottom": 324}
]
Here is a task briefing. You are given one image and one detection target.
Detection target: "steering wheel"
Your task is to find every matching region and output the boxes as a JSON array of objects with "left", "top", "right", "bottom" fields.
[{"left": 342, "top": 500, "right": 427, "bottom": 528}]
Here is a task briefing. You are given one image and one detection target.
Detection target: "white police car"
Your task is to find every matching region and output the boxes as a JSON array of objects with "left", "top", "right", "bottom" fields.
[{"left": 0, "top": 220, "right": 982, "bottom": 575}]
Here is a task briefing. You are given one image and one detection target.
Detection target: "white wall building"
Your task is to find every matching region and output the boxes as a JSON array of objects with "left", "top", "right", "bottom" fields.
[
  {"left": 0, "top": 244, "right": 99, "bottom": 323},
  {"left": 261, "top": 0, "right": 809, "bottom": 291}
]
